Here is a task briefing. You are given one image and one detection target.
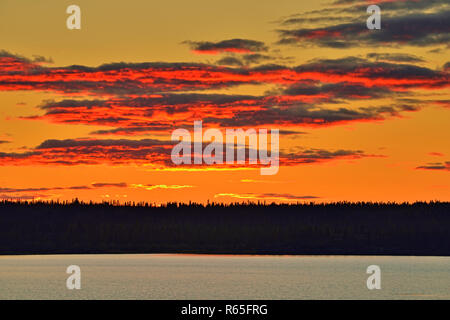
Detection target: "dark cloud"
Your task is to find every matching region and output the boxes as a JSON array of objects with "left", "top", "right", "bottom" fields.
[
  {"left": 279, "top": 130, "right": 308, "bottom": 136},
  {"left": 215, "top": 54, "right": 276, "bottom": 67},
  {"left": 90, "top": 126, "right": 172, "bottom": 136},
  {"left": 1, "top": 51, "right": 447, "bottom": 100},
  {"left": 416, "top": 161, "right": 450, "bottom": 171},
  {"left": 0, "top": 53, "right": 263, "bottom": 95},
  {"left": 277, "top": 8, "right": 450, "bottom": 48},
  {"left": 184, "top": 39, "right": 268, "bottom": 54},
  {"left": 36, "top": 138, "right": 169, "bottom": 149},
  {"left": 309, "top": 0, "right": 448, "bottom": 24},
  {"left": 0, "top": 136, "right": 377, "bottom": 169},
  {"left": 332, "top": 0, "right": 447, "bottom": 12},
  {"left": 428, "top": 46, "right": 449, "bottom": 54},
  {"left": 0, "top": 194, "right": 48, "bottom": 200},
  {"left": 243, "top": 54, "right": 272, "bottom": 64},
  {"left": 0, "top": 186, "right": 90, "bottom": 193},
  {"left": 91, "top": 182, "right": 128, "bottom": 188},
  {"left": 279, "top": 148, "right": 378, "bottom": 165},
  {"left": 216, "top": 56, "right": 244, "bottom": 67},
  {"left": 3, "top": 51, "right": 447, "bottom": 137},
  {"left": 202, "top": 103, "right": 419, "bottom": 128},
  {"left": 25, "top": 73, "right": 429, "bottom": 135},
  {"left": 0, "top": 151, "right": 39, "bottom": 159},
  {"left": 32, "top": 55, "right": 53, "bottom": 64},
  {"left": 257, "top": 193, "right": 319, "bottom": 200},
  {"left": 0, "top": 182, "right": 127, "bottom": 194},
  {"left": 282, "top": 82, "right": 394, "bottom": 99},
  {"left": 279, "top": 15, "right": 351, "bottom": 27},
  {"left": 218, "top": 54, "right": 276, "bottom": 66},
  {"left": 366, "top": 53, "right": 425, "bottom": 63},
  {"left": 294, "top": 57, "right": 448, "bottom": 88},
  {"left": 0, "top": 138, "right": 174, "bottom": 166}
]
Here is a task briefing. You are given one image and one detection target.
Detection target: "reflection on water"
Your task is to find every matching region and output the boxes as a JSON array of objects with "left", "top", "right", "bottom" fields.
[{"left": 0, "top": 254, "right": 449, "bottom": 299}]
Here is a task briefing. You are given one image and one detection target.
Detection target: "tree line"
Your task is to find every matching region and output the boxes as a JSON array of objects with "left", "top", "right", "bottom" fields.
[{"left": 0, "top": 200, "right": 449, "bottom": 255}]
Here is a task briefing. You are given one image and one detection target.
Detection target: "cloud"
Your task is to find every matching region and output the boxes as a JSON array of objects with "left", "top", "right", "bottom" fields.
[
  {"left": 214, "top": 192, "right": 320, "bottom": 202},
  {"left": 0, "top": 194, "right": 49, "bottom": 200},
  {"left": 0, "top": 182, "right": 128, "bottom": 194},
  {"left": 22, "top": 70, "right": 434, "bottom": 135},
  {"left": 293, "top": 57, "right": 449, "bottom": 89},
  {"left": 0, "top": 182, "right": 196, "bottom": 200},
  {"left": 0, "top": 181, "right": 193, "bottom": 200},
  {"left": 0, "top": 52, "right": 260, "bottom": 95},
  {"left": 1, "top": 52, "right": 447, "bottom": 101},
  {"left": 183, "top": 39, "right": 268, "bottom": 54},
  {"left": 428, "top": 47, "right": 449, "bottom": 54},
  {"left": 35, "top": 138, "right": 168, "bottom": 149},
  {"left": 445, "top": 62, "right": 450, "bottom": 71},
  {"left": 0, "top": 138, "right": 174, "bottom": 166},
  {"left": 31, "top": 98, "right": 417, "bottom": 134},
  {"left": 216, "top": 54, "right": 286, "bottom": 67},
  {"left": 416, "top": 161, "right": 450, "bottom": 171},
  {"left": 91, "top": 182, "right": 128, "bottom": 188},
  {"left": 279, "top": 148, "right": 381, "bottom": 165},
  {"left": 332, "top": 0, "right": 446, "bottom": 11},
  {"left": 201, "top": 104, "right": 420, "bottom": 129},
  {"left": 0, "top": 186, "right": 89, "bottom": 193},
  {"left": 0, "top": 50, "right": 42, "bottom": 72},
  {"left": 366, "top": 53, "right": 425, "bottom": 63},
  {"left": 131, "top": 184, "right": 193, "bottom": 190},
  {"left": 0, "top": 137, "right": 377, "bottom": 169},
  {"left": 277, "top": 3, "right": 450, "bottom": 48},
  {"left": 282, "top": 81, "right": 394, "bottom": 99},
  {"left": 239, "top": 179, "right": 291, "bottom": 184},
  {"left": 32, "top": 55, "right": 54, "bottom": 64},
  {"left": 216, "top": 56, "right": 244, "bottom": 67},
  {"left": 428, "top": 152, "right": 445, "bottom": 157}
]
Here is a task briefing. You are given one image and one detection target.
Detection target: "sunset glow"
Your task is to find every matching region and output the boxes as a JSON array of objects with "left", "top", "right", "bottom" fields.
[{"left": 0, "top": 0, "right": 448, "bottom": 204}]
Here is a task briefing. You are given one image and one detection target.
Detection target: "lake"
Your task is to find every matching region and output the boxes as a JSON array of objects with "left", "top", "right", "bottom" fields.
[{"left": 0, "top": 254, "right": 449, "bottom": 299}]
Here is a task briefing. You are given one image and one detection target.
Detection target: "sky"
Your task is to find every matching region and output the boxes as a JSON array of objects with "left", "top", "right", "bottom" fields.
[{"left": 0, "top": 0, "right": 448, "bottom": 204}]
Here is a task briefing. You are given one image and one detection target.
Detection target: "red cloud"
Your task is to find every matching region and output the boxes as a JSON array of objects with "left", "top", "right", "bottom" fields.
[
  {"left": 1, "top": 53, "right": 447, "bottom": 98},
  {"left": 0, "top": 138, "right": 377, "bottom": 169}
]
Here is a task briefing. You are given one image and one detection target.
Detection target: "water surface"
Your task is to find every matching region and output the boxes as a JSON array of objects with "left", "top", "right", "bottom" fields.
[{"left": 0, "top": 254, "right": 449, "bottom": 299}]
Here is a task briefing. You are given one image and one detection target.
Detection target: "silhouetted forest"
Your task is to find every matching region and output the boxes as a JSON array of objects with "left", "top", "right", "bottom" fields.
[{"left": 0, "top": 200, "right": 449, "bottom": 255}]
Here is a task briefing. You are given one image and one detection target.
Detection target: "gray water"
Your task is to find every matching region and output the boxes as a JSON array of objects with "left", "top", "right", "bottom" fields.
[{"left": 0, "top": 254, "right": 449, "bottom": 299}]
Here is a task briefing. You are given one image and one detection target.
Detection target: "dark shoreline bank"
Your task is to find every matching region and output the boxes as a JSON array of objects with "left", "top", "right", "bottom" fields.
[
  {"left": 2, "top": 252, "right": 450, "bottom": 257},
  {"left": 1, "top": 200, "right": 449, "bottom": 256}
]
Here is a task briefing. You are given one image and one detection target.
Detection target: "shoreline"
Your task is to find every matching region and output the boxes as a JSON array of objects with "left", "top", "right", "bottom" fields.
[{"left": 2, "top": 252, "right": 450, "bottom": 257}]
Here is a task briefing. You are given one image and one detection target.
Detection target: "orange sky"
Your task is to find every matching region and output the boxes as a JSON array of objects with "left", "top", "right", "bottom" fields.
[{"left": 0, "top": 0, "right": 448, "bottom": 204}]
